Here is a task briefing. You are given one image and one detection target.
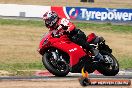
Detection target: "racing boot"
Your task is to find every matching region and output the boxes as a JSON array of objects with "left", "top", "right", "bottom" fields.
[{"left": 90, "top": 48, "right": 104, "bottom": 62}]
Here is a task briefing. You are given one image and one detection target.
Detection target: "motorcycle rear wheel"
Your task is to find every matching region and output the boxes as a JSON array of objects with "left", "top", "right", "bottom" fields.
[{"left": 42, "top": 50, "right": 70, "bottom": 77}]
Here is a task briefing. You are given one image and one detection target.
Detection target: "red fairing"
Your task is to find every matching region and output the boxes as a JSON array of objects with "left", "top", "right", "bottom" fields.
[
  {"left": 38, "top": 31, "right": 86, "bottom": 67},
  {"left": 39, "top": 32, "right": 52, "bottom": 52},
  {"left": 52, "top": 35, "right": 86, "bottom": 66},
  {"left": 87, "top": 33, "right": 96, "bottom": 43}
]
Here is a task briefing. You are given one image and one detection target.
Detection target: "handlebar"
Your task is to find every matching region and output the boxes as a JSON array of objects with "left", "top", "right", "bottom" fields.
[{"left": 51, "top": 24, "right": 68, "bottom": 38}]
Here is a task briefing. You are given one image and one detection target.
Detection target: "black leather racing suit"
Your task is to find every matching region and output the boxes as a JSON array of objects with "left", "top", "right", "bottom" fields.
[{"left": 68, "top": 28, "right": 93, "bottom": 52}]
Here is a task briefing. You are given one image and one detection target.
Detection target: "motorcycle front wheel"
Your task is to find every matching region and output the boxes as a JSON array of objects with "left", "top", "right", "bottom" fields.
[
  {"left": 42, "top": 49, "right": 70, "bottom": 77},
  {"left": 97, "top": 51, "right": 119, "bottom": 76}
]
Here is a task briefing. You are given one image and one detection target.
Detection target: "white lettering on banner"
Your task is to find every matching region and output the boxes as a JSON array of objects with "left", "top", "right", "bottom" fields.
[
  {"left": 108, "top": 12, "right": 114, "bottom": 20},
  {"left": 101, "top": 12, "right": 107, "bottom": 21},
  {"left": 129, "top": 13, "right": 132, "bottom": 20},
  {"left": 86, "top": 11, "right": 91, "bottom": 20},
  {"left": 122, "top": 12, "right": 128, "bottom": 21},
  {"left": 114, "top": 12, "right": 122, "bottom": 20},
  {"left": 91, "top": 11, "right": 95, "bottom": 19},
  {"left": 81, "top": 8, "right": 132, "bottom": 21},
  {"left": 95, "top": 11, "right": 101, "bottom": 19},
  {"left": 80, "top": 9, "right": 87, "bottom": 18}
]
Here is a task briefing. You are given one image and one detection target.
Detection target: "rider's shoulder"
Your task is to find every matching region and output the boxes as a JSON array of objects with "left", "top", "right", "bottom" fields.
[
  {"left": 60, "top": 18, "right": 70, "bottom": 24},
  {"left": 60, "top": 18, "right": 69, "bottom": 21}
]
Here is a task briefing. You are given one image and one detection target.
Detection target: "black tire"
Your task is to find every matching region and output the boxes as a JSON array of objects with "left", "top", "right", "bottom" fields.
[
  {"left": 42, "top": 51, "right": 70, "bottom": 77},
  {"left": 97, "top": 51, "right": 119, "bottom": 76}
]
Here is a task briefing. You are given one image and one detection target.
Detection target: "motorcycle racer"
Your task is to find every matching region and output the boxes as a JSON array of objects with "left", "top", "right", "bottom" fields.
[{"left": 42, "top": 10, "right": 103, "bottom": 61}]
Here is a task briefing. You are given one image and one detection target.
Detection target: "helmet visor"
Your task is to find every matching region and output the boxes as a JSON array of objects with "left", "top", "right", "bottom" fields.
[{"left": 45, "top": 15, "right": 57, "bottom": 27}]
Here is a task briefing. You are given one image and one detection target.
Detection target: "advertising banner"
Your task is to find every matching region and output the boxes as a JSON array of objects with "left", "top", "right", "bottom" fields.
[
  {"left": 52, "top": 7, "right": 132, "bottom": 23},
  {"left": 0, "top": 4, "right": 132, "bottom": 23}
]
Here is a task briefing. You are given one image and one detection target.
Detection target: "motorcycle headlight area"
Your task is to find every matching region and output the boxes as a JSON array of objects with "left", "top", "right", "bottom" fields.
[{"left": 43, "top": 38, "right": 48, "bottom": 46}]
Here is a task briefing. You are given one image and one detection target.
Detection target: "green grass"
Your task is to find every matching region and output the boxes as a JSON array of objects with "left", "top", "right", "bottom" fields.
[
  {"left": 0, "top": 62, "right": 44, "bottom": 72},
  {"left": 0, "top": 18, "right": 43, "bottom": 27},
  {"left": 0, "top": 18, "right": 132, "bottom": 32},
  {"left": 76, "top": 22, "right": 132, "bottom": 33},
  {"left": 119, "top": 57, "right": 132, "bottom": 69},
  {"left": 0, "top": 18, "right": 132, "bottom": 72}
]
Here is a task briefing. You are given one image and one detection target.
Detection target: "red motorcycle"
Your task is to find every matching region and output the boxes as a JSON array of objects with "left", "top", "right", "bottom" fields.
[{"left": 38, "top": 26, "right": 119, "bottom": 77}]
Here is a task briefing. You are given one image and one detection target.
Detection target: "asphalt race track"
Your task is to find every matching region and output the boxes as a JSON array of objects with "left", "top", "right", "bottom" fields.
[
  {"left": 0, "top": 74, "right": 132, "bottom": 81},
  {"left": 0, "top": 74, "right": 131, "bottom": 88}
]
